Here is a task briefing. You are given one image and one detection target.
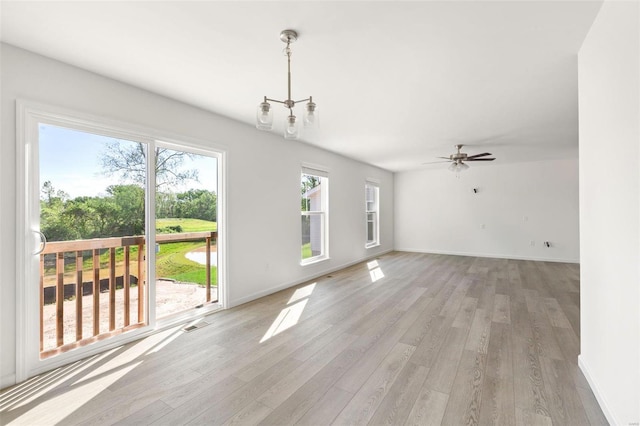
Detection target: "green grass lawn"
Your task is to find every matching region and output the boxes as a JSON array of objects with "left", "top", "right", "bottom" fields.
[
  {"left": 155, "top": 218, "right": 217, "bottom": 285},
  {"left": 155, "top": 240, "right": 217, "bottom": 286},
  {"left": 156, "top": 218, "right": 217, "bottom": 232},
  {"left": 302, "top": 242, "right": 312, "bottom": 260}
]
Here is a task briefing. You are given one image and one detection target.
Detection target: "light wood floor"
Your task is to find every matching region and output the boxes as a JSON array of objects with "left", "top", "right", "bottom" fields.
[{"left": 0, "top": 252, "right": 608, "bottom": 425}]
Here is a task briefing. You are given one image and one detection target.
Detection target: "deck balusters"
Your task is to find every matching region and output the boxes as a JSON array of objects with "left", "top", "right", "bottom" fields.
[{"left": 39, "top": 232, "right": 216, "bottom": 358}]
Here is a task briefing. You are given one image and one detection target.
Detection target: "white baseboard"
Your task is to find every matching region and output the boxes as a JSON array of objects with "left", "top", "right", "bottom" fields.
[
  {"left": 1, "top": 373, "right": 16, "bottom": 390},
  {"left": 578, "top": 355, "right": 617, "bottom": 425},
  {"left": 395, "top": 248, "right": 579, "bottom": 264},
  {"left": 228, "top": 249, "right": 394, "bottom": 308}
]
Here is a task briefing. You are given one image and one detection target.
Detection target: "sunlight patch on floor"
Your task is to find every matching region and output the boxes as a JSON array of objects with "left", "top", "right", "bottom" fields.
[
  {"left": 6, "top": 361, "right": 141, "bottom": 425},
  {"left": 288, "top": 282, "right": 316, "bottom": 304},
  {"left": 71, "top": 326, "right": 180, "bottom": 386},
  {"left": 260, "top": 299, "right": 308, "bottom": 343},
  {"left": 146, "top": 327, "right": 183, "bottom": 355},
  {"left": 65, "top": 347, "right": 122, "bottom": 386},
  {"left": 1, "top": 322, "right": 190, "bottom": 422},
  {"left": 0, "top": 360, "right": 84, "bottom": 411},
  {"left": 368, "top": 260, "right": 385, "bottom": 282}
]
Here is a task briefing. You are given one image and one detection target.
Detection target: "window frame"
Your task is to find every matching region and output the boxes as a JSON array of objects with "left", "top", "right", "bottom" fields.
[
  {"left": 365, "top": 180, "right": 380, "bottom": 248},
  {"left": 300, "top": 166, "right": 329, "bottom": 265}
]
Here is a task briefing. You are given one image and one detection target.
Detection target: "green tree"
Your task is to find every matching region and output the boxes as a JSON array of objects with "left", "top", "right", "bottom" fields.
[
  {"left": 62, "top": 197, "right": 93, "bottom": 239},
  {"left": 40, "top": 181, "right": 75, "bottom": 241},
  {"left": 107, "top": 184, "right": 145, "bottom": 236},
  {"left": 87, "top": 197, "right": 120, "bottom": 237},
  {"left": 301, "top": 175, "right": 320, "bottom": 211},
  {"left": 156, "top": 192, "right": 177, "bottom": 219},
  {"left": 175, "top": 189, "right": 217, "bottom": 222},
  {"left": 41, "top": 180, "right": 69, "bottom": 204}
]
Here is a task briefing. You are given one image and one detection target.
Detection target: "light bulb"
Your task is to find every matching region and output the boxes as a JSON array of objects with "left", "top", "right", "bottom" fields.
[
  {"left": 304, "top": 100, "right": 317, "bottom": 127},
  {"left": 304, "top": 111, "right": 315, "bottom": 125},
  {"left": 284, "top": 115, "right": 299, "bottom": 139},
  {"left": 256, "top": 101, "right": 273, "bottom": 130}
]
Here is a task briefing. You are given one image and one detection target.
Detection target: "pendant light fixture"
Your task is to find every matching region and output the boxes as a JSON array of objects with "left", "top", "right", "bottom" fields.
[{"left": 256, "top": 29, "right": 317, "bottom": 139}]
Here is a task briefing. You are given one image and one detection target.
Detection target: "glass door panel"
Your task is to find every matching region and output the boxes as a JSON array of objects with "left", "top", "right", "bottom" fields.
[
  {"left": 38, "top": 123, "right": 148, "bottom": 357},
  {"left": 154, "top": 147, "right": 218, "bottom": 319}
]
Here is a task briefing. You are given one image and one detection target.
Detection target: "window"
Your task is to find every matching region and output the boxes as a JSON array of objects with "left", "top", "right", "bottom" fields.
[
  {"left": 366, "top": 181, "right": 379, "bottom": 247},
  {"left": 301, "top": 167, "right": 328, "bottom": 263}
]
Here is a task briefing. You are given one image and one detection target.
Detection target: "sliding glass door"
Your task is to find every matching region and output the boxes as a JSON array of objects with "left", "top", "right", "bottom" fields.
[{"left": 17, "top": 103, "right": 224, "bottom": 381}]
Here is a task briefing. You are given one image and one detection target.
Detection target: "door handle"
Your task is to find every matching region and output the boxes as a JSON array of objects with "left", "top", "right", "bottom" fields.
[{"left": 33, "top": 230, "right": 47, "bottom": 255}]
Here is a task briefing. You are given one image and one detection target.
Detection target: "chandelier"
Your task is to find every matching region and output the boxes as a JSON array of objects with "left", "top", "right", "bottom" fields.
[{"left": 256, "top": 29, "right": 317, "bottom": 139}]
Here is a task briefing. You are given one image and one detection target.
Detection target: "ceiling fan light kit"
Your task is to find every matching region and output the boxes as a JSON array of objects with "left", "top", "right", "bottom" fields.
[
  {"left": 256, "top": 29, "right": 317, "bottom": 139},
  {"left": 448, "top": 160, "right": 470, "bottom": 173}
]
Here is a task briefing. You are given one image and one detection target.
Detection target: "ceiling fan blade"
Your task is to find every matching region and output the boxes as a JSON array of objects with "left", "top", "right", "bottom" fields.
[
  {"left": 422, "top": 160, "right": 452, "bottom": 164},
  {"left": 436, "top": 156, "right": 452, "bottom": 160},
  {"left": 466, "top": 152, "right": 492, "bottom": 159},
  {"left": 466, "top": 158, "right": 495, "bottom": 161}
]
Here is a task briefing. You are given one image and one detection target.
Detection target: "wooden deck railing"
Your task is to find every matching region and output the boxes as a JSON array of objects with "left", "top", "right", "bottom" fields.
[{"left": 40, "top": 231, "right": 217, "bottom": 357}]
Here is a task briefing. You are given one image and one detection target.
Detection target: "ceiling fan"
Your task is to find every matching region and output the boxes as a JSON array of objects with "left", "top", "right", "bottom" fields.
[{"left": 425, "top": 144, "right": 496, "bottom": 172}]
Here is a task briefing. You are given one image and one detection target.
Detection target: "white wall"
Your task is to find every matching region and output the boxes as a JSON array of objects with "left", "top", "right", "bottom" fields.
[
  {"left": 0, "top": 44, "right": 394, "bottom": 387},
  {"left": 394, "top": 159, "right": 579, "bottom": 262},
  {"left": 578, "top": 1, "right": 640, "bottom": 424}
]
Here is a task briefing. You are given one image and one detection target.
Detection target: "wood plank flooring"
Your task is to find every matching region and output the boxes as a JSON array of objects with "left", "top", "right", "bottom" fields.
[{"left": 0, "top": 252, "right": 608, "bottom": 425}]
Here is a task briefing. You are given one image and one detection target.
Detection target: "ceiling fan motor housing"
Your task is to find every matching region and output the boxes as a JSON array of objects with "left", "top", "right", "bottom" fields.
[{"left": 451, "top": 153, "right": 468, "bottom": 161}]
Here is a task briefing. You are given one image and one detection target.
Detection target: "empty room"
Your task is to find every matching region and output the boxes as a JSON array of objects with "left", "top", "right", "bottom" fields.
[{"left": 0, "top": 1, "right": 638, "bottom": 425}]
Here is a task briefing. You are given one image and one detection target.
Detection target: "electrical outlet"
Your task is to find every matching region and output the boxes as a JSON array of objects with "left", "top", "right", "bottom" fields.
[
  {"left": 481, "top": 224, "right": 485, "bottom": 229},
  {"left": 523, "top": 216, "right": 529, "bottom": 222},
  {"left": 530, "top": 240, "right": 535, "bottom": 246}
]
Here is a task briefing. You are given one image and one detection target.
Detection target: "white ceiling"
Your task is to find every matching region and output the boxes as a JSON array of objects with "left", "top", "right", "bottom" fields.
[{"left": 1, "top": 1, "right": 602, "bottom": 172}]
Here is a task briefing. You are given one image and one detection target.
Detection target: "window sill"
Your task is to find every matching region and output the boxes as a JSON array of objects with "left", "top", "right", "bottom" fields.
[
  {"left": 365, "top": 243, "right": 380, "bottom": 249},
  {"left": 300, "top": 256, "right": 329, "bottom": 266}
]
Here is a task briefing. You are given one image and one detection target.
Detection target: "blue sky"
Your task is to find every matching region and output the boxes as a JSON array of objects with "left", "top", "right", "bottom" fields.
[{"left": 39, "top": 124, "right": 217, "bottom": 199}]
